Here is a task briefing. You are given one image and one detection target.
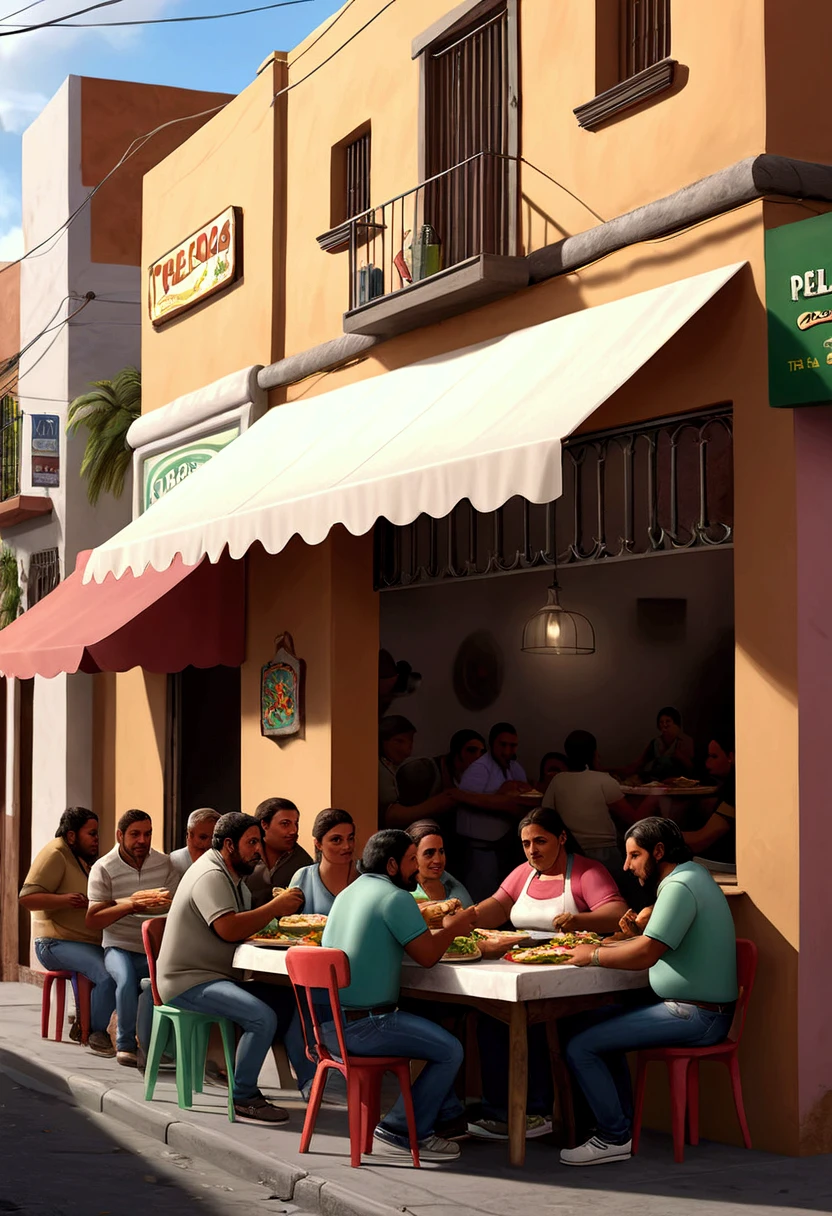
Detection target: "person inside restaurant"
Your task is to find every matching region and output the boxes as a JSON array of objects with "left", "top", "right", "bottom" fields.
[
  {"left": 379, "top": 714, "right": 417, "bottom": 822},
  {"left": 435, "top": 729, "right": 487, "bottom": 790},
  {"left": 682, "top": 727, "right": 736, "bottom": 867},
  {"left": 382, "top": 725, "right": 465, "bottom": 829},
  {"left": 543, "top": 731, "right": 638, "bottom": 871},
  {"left": 320, "top": 829, "right": 478, "bottom": 1163},
  {"left": 246, "top": 797, "right": 313, "bottom": 908},
  {"left": 156, "top": 812, "right": 306, "bottom": 1125},
  {"left": 537, "top": 751, "right": 568, "bottom": 794},
  {"left": 86, "top": 809, "right": 178, "bottom": 1067},
  {"left": 408, "top": 819, "right": 472, "bottom": 906},
  {"left": 561, "top": 817, "right": 737, "bottom": 1167},
  {"left": 619, "top": 706, "right": 695, "bottom": 782},
  {"left": 290, "top": 808, "right": 358, "bottom": 915},
  {"left": 468, "top": 807, "right": 627, "bottom": 1142},
  {"left": 456, "top": 722, "right": 536, "bottom": 901},
  {"left": 19, "top": 807, "right": 116, "bottom": 1057},
  {"left": 169, "top": 808, "right": 220, "bottom": 876}
]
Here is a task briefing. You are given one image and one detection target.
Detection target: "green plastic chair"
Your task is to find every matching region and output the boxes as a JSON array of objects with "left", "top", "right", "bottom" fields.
[{"left": 142, "top": 920, "right": 236, "bottom": 1121}]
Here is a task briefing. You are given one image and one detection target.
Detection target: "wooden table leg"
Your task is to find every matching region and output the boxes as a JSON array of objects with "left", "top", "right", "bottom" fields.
[
  {"left": 545, "top": 1018, "right": 576, "bottom": 1148},
  {"left": 507, "top": 1002, "right": 529, "bottom": 1167}
]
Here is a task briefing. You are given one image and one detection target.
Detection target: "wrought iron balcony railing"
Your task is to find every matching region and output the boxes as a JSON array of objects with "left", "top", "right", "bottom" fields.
[{"left": 347, "top": 150, "right": 513, "bottom": 312}]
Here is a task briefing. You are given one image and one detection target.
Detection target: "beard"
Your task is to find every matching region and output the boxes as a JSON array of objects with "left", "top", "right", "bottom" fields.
[
  {"left": 638, "top": 854, "right": 661, "bottom": 903},
  {"left": 229, "top": 848, "right": 258, "bottom": 877},
  {"left": 390, "top": 868, "right": 419, "bottom": 893}
]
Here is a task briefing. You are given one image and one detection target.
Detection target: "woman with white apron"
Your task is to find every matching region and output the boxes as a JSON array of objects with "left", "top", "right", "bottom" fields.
[{"left": 468, "top": 807, "right": 627, "bottom": 1141}]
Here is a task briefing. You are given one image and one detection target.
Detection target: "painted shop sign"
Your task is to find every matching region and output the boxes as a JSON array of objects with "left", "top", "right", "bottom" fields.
[
  {"left": 766, "top": 211, "right": 832, "bottom": 407},
  {"left": 31, "top": 413, "right": 60, "bottom": 487},
  {"left": 141, "top": 424, "right": 240, "bottom": 512},
  {"left": 148, "top": 206, "right": 241, "bottom": 326}
]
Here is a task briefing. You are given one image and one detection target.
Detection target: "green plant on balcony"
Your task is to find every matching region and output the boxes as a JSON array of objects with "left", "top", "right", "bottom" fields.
[
  {"left": 67, "top": 366, "right": 141, "bottom": 506},
  {"left": 0, "top": 546, "right": 20, "bottom": 628}
]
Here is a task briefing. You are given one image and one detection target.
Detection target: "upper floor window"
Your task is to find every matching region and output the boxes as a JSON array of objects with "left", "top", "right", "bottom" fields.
[
  {"left": 621, "top": 0, "right": 670, "bottom": 79},
  {"left": 318, "top": 123, "right": 372, "bottom": 254},
  {"left": 345, "top": 128, "right": 371, "bottom": 222}
]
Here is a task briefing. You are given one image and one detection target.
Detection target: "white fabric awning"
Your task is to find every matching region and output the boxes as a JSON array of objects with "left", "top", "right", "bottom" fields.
[{"left": 84, "top": 262, "right": 744, "bottom": 583}]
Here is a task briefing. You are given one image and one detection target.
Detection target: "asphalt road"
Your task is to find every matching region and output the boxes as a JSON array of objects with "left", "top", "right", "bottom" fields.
[{"left": 0, "top": 1073, "right": 298, "bottom": 1216}]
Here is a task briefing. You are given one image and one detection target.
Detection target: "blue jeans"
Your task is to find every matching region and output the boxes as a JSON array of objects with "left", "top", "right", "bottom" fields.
[
  {"left": 322, "top": 1010, "right": 464, "bottom": 1144},
  {"left": 170, "top": 979, "right": 296, "bottom": 1102},
  {"left": 478, "top": 1017, "right": 552, "bottom": 1122},
  {"left": 565, "top": 999, "right": 733, "bottom": 1142},
  {"left": 34, "top": 939, "right": 116, "bottom": 1034},
  {"left": 104, "top": 947, "right": 150, "bottom": 1053}
]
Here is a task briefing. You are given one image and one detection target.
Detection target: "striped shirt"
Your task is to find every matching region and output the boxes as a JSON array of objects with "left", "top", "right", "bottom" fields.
[{"left": 87, "top": 845, "right": 179, "bottom": 951}]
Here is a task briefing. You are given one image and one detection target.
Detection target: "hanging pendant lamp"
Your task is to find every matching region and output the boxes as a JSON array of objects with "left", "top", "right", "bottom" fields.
[{"left": 521, "top": 575, "right": 595, "bottom": 656}]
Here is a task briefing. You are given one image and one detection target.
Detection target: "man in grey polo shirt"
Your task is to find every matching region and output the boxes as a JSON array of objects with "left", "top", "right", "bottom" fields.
[
  {"left": 157, "top": 812, "right": 304, "bottom": 1125},
  {"left": 86, "top": 809, "right": 178, "bottom": 1067}
]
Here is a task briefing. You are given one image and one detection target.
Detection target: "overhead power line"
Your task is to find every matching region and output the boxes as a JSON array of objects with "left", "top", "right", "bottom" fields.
[
  {"left": 0, "top": 0, "right": 126, "bottom": 37},
  {"left": 0, "top": 0, "right": 312, "bottom": 28},
  {"left": 0, "top": 0, "right": 48, "bottom": 20},
  {"left": 272, "top": 0, "right": 398, "bottom": 105}
]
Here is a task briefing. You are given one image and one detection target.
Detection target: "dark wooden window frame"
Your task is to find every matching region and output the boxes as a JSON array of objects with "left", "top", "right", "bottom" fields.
[
  {"left": 575, "top": 0, "right": 676, "bottom": 132},
  {"left": 27, "top": 547, "right": 60, "bottom": 609},
  {"left": 413, "top": 0, "right": 520, "bottom": 258},
  {"left": 317, "top": 122, "right": 372, "bottom": 255}
]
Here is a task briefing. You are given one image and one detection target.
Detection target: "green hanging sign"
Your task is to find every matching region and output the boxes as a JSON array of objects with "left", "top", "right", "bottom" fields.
[
  {"left": 766, "top": 211, "right": 832, "bottom": 408},
  {"left": 141, "top": 424, "right": 240, "bottom": 512}
]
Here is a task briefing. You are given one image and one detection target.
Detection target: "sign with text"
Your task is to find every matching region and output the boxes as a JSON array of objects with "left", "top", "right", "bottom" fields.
[
  {"left": 767, "top": 211, "right": 832, "bottom": 407},
  {"left": 31, "top": 413, "right": 59, "bottom": 487},
  {"left": 148, "top": 206, "right": 241, "bottom": 327},
  {"left": 141, "top": 424, "right": 240, "bottom": 512}
]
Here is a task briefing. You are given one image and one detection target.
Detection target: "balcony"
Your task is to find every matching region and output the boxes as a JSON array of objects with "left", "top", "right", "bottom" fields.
[
  {"left": 0, "top": 396, "right": 53, "bottom": 528},
  {"left": 343, "top": 152, "right": 528, "bottom": 339}
]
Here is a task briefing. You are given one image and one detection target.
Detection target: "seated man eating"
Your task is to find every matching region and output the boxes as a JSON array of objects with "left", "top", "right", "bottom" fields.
[
  {"left": 321, "top": 829, "right": 478, "bottom": 1163},
  {"left": 561, "top": 817, "right": 737, "bottom": 1167}
]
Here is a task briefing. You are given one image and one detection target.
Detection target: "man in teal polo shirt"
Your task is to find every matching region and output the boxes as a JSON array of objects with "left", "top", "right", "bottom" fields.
[
  {"left": 321, "top": 829, "right": 477, "bottom": 1163},
  {"left": 559, "top": 817, "right": 737, "bottom": 1167}
]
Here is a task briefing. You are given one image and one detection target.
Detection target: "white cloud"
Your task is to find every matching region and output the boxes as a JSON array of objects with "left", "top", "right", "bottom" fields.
[
  {"left": 0, "top": 90, "right": 49, "bottom": 134},
  {"left": 0, "top": 225, "right": 24, "bottom": 260}
]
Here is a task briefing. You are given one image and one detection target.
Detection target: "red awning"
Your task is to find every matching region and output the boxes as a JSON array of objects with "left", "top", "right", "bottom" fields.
[{"left": 0, "top": 549, "right": 244, "bottom": 679}]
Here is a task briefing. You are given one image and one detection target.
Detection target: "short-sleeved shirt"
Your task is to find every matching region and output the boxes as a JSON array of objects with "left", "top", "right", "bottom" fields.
[
  {"left": 87, "top": 845, "right": 179, "bottom": 952},
  {"left": 644, "top": 861, "right": 738, "bottom": 1003},
  {"left": 290, "top": 863, "right": 360, "bottom": 916},
  {"left": 169, "top": 847, "right": 193, "bottom": 877},
  {"left": 457, "top": 752, "right": 528, "bottom": 842},
  {"left": 414, "top": 871, "right": 473, "bottom": 907},
  {"left": 246, "top": 843, "right": 314, "bottom": 909},
  {"left": 497, "top": 855, "right": 621, "bottom": 911},
  {"left": 321, "top": 874, "right": 428, "bottom": 1009},
  {"left": 156, "top": 849, "right": 251, "bottom": 1004},
  {"left": 696, "top": 774, "right": 736, "bottom": 866},
  {"left": 20, "top": 838, "right": 100, "bottom": 945},
  {"left": 543, "top": 769, "right": 625, "bottom": 850}
]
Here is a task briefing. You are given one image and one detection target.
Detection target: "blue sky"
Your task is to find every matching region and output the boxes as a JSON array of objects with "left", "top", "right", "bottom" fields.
[{"left": 0, "top": 0, "right": 344, "bottom": 257}]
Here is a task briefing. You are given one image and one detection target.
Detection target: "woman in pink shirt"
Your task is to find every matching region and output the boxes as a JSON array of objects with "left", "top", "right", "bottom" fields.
[{"left": 468, "top": 808, "right": 627, "bottom": 1141}]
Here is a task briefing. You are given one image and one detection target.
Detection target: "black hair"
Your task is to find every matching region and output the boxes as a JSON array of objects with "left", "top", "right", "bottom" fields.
[
  {"left": 489, "top": 721, "right": 518, "bottom": 748},
  {"left": 448, "top": 729, "right": 486, "bottom": 762},
  {"left": 312, "top": 808, "right": 354, "bottom": 844},
  {"left": 538, "top": 752, "right": 568, "bottom": 781},
  {"left": 517, "top": 805, "right": 584, "bottom": 856},
  {"left": 407, "top": 819, "right": 443, "bottom": 847},
  {"left": 55, "top": 807, "right": 97, "bottom": 840},
  {"left": 255, "top": 797, "right": 298, "bottom": 827},
  {"left": 564, "top": 730, "right": 597, "bottom": 772},
  {"left": 213, "top": 812, "right": 260, "bottom": 851},
  {"left": 360, "top": 829, "right": 414, "bottom": 875},
  {"left": 657, "top": 706, "right": 682, "bottom": 729},
  {"left": 117, "top": 809, "right": 151, "bottom": 835},
  {"left": 626, "top": 816, "right": 693, "bottom": 864},
  {"left": 710, "top": 724, "right": 735, "bottom": 756}
]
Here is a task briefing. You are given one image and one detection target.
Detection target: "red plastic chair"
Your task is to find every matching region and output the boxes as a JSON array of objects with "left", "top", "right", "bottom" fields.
[
  {"left": 41, "top": 970, "right": 93, "bottom": 1045},
  {"left": 286, "top": 947, "right": 420, "bottom": 1168},
  {"left": 632, "top": 938, "right": 757, "bottom": 1163}
]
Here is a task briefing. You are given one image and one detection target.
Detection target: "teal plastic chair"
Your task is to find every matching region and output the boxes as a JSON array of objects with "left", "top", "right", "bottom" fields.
[{"left": 142, "top": 919, "right": 236, "bottom": 1121}]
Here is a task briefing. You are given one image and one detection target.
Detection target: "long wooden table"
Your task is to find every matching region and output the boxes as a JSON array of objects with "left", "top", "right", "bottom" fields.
[{"left": 234, "top": 942, "right": 649, "bottom": 1167}]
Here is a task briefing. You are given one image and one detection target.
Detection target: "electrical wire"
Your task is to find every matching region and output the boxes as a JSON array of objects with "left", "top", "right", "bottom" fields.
[
  {"left": 0, "top": 0, "right": 48, "bottom": 20},
  {"left": 289, "top": 0, "right": 356, "bottom": 65},
  {"left": 0, "top": 0, "right": 312, "bottom": 27},
  {"left": 0, "top": 0, "right": 126, "bottom": 37},
  {"left": 272, "top": 0, "right": 398, "bottom": 105}
]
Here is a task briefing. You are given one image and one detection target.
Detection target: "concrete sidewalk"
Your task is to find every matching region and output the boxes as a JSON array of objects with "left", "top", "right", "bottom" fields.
[{"left": 1, "top": 981, "right": 831, "bottom": 1216}]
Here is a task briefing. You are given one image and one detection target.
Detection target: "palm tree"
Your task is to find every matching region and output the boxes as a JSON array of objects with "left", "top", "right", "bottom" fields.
[{"left": 66, "top": 366, "right": 141, "bottom": 506}]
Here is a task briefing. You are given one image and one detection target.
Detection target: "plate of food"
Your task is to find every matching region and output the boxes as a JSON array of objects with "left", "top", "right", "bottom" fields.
[
  {"left": 418, "top": 898, "right": 462, "bottom": 928},
  {"left": 442, "top": 935, "right": 482, "bottom": 963},
  {"left": 504, "top": 942, "right": 575, "bottom": 965},
  {"left": 248, "top": 920, "right": 323, "bottom": 948},
  {"left": 550, "top": 931, "right": 602, "bottom": 948},
  {"left": 278, "top": 914, "right": 327, "bottom": 936}
]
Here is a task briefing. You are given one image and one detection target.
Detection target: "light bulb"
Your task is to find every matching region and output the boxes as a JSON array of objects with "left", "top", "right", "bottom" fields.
[{"left": 546, "top": 616, "right": 562, "bottom": 644}]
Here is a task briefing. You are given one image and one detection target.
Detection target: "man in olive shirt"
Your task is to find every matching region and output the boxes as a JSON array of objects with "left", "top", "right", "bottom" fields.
[
  {"left": 19, "top": 807, "right": 116, "bottom": 1056},
  {"left": 157, "top": 812, "right": 304, "bottom": 1125},
  {"left": 561, "top": 817, "right": 737, "bottom": 1167},
  {"left": 245, "top": 797, "right": 313, "bottom": 908}
]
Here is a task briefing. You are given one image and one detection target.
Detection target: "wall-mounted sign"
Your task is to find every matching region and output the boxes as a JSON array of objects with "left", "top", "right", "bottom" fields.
[
  {"left": 261, "top": 633, "right": 306, "bottom": 741},
  {"left": 31, "top": 413, "right": 59, "bottom": 487},
  {"left": 148, "top": 206, "right": 241, "bottom": 327},
  {"left": 141, "top": 423, "right": 240, "bottom": 511},
  {"left": 766, "top": 211, "right": 832, "bottom": 408}
]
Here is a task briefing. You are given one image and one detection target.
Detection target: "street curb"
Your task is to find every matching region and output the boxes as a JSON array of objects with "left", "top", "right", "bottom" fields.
[{"left": 0, "top": 1043, "right": 403, "bottom": 1216}]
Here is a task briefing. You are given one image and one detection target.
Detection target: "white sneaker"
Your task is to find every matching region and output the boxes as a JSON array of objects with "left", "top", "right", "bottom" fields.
[{"left": 560, "top": 1135, "right": 632, "bottom": 1166}]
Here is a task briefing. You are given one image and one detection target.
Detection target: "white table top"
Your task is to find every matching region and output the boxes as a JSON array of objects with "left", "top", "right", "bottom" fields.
[{"left": 233, "top": 942, "right": 649, "bottom": 1004}]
